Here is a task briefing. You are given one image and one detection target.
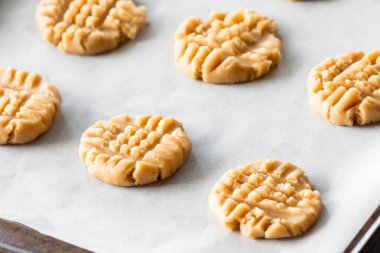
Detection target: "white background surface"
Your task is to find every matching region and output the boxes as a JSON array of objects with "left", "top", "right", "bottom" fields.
[{"left": 0, "top": 0, "right": 379, "bottom": 252}]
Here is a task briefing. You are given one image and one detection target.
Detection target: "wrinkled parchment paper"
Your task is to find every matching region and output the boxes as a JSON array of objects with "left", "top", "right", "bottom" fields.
[{"left": 0, "top": 0, "right": 379, "bottom": 252}]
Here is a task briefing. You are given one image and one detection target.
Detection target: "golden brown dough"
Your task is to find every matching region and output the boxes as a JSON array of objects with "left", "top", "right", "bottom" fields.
[
  {"left": 36, "top": 0, "right": 147, "bottom": 55},
  {"left": 174, "top": 9, "right": 281, "bottom": 84},
  {"left": 0, "top": 68, "right": 61, "bottom": 144},
  {"left": 209, "top": 160, "right": 321, "bottom": 239},
  {"left": 308, "top": 50, "right": 380, "bottom": 126},
  {"left": 79, "top": 114, "right": 192, "bottom": 186}
]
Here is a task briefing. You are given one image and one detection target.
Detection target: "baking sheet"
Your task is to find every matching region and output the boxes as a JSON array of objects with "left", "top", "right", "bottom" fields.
[{"left": 0, "top": 0, "right": 379, "bottom": 252}]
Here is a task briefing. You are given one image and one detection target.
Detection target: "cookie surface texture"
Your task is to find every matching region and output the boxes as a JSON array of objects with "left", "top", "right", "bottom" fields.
[
  {"left": 308, "top": 50, "right": 380, "bottom": 126},
  {"left": 79, "top": 114, "right": 192, "bottom": 186},
  {"left": 0, "top": 68, "right": 61, "bottom": 144},
  {"left": 36, "top": 0, "right": 147, "bottom": 55},
  {"left": 209, "top": 160, "right": 321, "bottom": 239},
  {"left": 174, "top": 9, "right": 281, "bottom": 84}
]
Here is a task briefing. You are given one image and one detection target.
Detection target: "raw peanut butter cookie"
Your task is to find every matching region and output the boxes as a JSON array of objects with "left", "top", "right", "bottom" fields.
[
  {"left": 36, "top": 0, "right": 147, "bottom": 55},
  {"left": 79, "top": 114, "right": 192, "bottom": 186},
  {"left": 174, "top": 9, "right": 281, "bottom": 84},
  {"left": 0, "top": 68, "right": 61, "bottom": 144},
  {"left": 209, "top": 160, "right": 321, "bottom": 239},
  {"left": 308, "top": 50, "right": 380, "bottom": 126}
]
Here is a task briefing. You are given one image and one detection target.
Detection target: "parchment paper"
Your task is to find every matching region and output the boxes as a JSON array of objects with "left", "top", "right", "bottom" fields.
[{"left": 0, "top": 0, "right": 379, "bottom": 252}]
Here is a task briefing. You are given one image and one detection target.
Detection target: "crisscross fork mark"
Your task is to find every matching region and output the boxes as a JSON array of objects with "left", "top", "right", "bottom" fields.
[{"left": 81, "top": 116, "right": 183, "bottom": 172}]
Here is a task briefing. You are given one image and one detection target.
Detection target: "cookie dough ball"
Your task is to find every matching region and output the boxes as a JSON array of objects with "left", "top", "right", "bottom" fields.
[
  {"left": 36, "top": 0, "right": 147, "bottom": 55},
  {"left": 308, "top": 50, "right": 380, "bottom": 126},
  {"left": 209, "top": 160, "right": 321, "bottom": 239},
  {"left": 174, "top": 9, "right": 281, "bottom": 84},
  {"left": 0, "top": 68, "right": 61, "bottom": 144},
  {"left": 79, "top": 114, "right": 192, "bottom": 186}
]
